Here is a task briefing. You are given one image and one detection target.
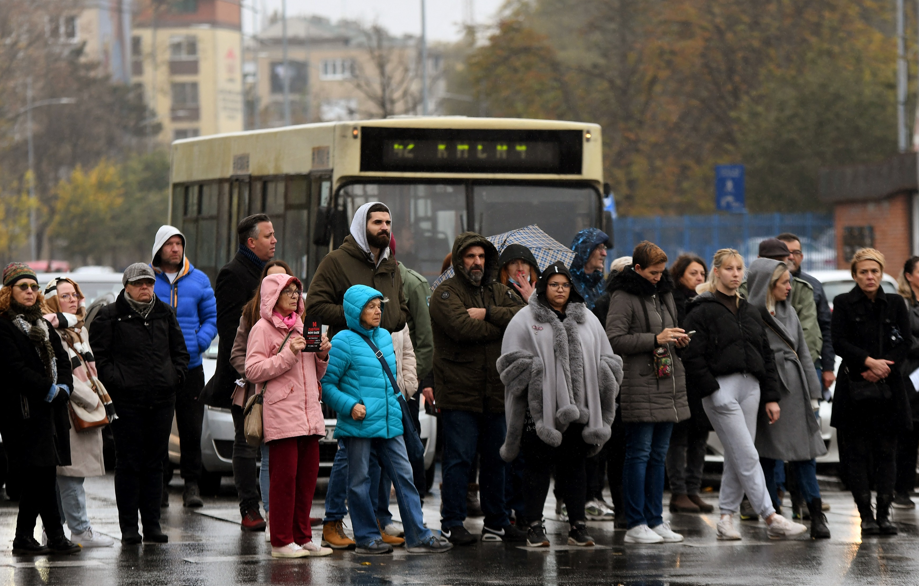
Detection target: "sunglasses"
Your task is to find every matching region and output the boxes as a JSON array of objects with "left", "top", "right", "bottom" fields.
[{"left": 14, "top": 283, "right": 40, "bottom": 292}]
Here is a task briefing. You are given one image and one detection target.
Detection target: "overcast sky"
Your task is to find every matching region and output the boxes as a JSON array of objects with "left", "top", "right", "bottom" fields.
[{"left": 244, "top": 0, "right": 508, "bottom": 41}]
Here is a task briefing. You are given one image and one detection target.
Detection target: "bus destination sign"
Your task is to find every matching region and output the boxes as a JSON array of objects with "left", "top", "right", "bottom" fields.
[{"left": 360, "top": 127, "right": 582, "bottom": 175}]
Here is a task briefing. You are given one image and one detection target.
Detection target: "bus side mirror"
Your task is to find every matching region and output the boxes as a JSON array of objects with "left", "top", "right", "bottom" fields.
[{"left": 312, "top": 207, "right": 332, "bottom": 247}]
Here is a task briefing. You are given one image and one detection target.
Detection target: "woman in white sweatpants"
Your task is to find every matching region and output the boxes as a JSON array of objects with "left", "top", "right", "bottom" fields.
[{"left": 681, "top": 249, "right": 807, "bottom": 540}]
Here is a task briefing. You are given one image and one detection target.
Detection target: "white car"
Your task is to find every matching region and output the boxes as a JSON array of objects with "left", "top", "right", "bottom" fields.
[
  {"left": 171, "top": 336, "right": 438, "bottom": 495},
  {"left": 705, "top": 270, "right": 898, "bottom": 465}
]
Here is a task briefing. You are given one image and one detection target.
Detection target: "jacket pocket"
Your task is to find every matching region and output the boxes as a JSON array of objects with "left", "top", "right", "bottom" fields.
[{"left": 265, "top": 385, "right": 294, "bottom": 405}]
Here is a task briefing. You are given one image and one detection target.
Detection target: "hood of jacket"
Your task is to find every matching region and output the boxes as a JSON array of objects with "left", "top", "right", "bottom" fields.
[
  {"left": 344, "top": 284, "right": 384, "bottom": 336},
  {"left": 608, "top": 265, "right": 675, "bottom": 297},
  {"left": 535, "top": 261, "right": 585, "bottom": 307},
  {"left": 498, "top": 244, "right": 540, "bottom": 276},
  {"left": 259, "top": 273, "right": 304, "bottom": 331},
  {"left": 451, "top": 232, "right": 500, "bottom": 288},
  {"left": 349, "top": 201, "right": 392, "bottom": 263},
  {"left": 747, "top": 257, "right": 800, "bottom": 341},
  {"left": 152, "top": 225, "right": 187, "bottom": 271},
  {"left": 569, "top": 228, "right": 610, "bottom": 272}
]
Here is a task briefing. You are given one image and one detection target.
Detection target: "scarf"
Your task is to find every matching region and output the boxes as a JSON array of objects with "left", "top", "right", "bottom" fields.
[
  {"left": 9, "top": 300, "right": 57, "bottom": 383},
  {"left": 273, "top": 310, "right": 299, "bottom": 331},
  {"left": 125, "top": 293, "right": 155, "bottom": 319},
  {"left": 239, "top": 244, "right": 267, "bottom": 271}
]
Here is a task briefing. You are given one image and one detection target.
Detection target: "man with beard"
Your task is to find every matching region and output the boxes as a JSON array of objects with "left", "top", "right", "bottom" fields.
[
  {"left": 429, "top": 232, "right": 526, "bottom": 545},
  {"left": 304, "top": 201, "right": 409, "bottom": 549}
]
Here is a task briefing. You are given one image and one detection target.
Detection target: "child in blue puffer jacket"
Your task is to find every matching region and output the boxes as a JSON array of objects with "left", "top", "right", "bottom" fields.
[{"left": 321, "top": 285, "right": 451, "bottom": 555}]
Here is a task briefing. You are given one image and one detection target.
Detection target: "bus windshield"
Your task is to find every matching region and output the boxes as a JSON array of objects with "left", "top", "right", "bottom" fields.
[{"left": 338, "top": 182, "right": 600, "bottom": 284}]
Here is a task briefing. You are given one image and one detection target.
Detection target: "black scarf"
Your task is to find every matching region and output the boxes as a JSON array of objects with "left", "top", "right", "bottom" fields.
[{"left": 10, "top": 300, "right": 56, "bottom": 379}]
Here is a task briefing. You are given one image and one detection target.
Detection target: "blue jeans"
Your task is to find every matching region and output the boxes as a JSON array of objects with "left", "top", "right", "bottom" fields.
[
  {"left": 440, "top": 409, "right": 509, "bottom": 530},
  {"left": 322, "top": 440, "right": 349, "bottom": 523},
  {"left": 56, "top": 476, "right": 90, "bottom": 534},
  {"left": 373, "top": 467, "right": 394, "bottom": 527},
  {"left": 260, "top": 443, "right": 270, "bottom": 512},
  {"left": 762, "top": 458, "right": 821, "bottom": 505},
  {"left": 342, "top": 435, "right": 432, "bottom": 548},
  {"left": 623, "top": 421, "right": 673, "bottom": 529}
]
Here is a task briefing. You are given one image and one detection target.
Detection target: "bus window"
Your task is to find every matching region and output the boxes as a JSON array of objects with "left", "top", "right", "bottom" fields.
[
  {"left": 266, "top": 180, "right": 285, "bottom": 215},
  {"left": 473, "top": 184, "right": 599, "bottom": 247},
  {"left": 337, "top": 182, "right": 465, "bottom": 284}
]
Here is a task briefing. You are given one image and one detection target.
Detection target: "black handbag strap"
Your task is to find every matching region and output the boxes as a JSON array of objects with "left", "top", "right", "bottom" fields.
[
  {"left": 257, "top": 330, "right": 294, "bottom": 398},
  {"left": 356, "top": 332, "right": 401, "bottom": 396}
]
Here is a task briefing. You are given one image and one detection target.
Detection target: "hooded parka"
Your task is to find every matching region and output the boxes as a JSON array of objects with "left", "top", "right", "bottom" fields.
[
  {"left": 605, "top": 266, "right": 690, "bottom": 423},
  {"left": 245, "top": 274, "right": 327, "bottom": 443},
  {"left": 429, "top": 232, "right": 524, "bottom": 414}
]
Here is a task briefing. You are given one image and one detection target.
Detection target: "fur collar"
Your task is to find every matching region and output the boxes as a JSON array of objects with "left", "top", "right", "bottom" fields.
[
  {"left": 529, "top": 289, "right": 587, "bottom": 325},
  {"left": 608, "top": 266, "right": 674, "bottom": 297}
]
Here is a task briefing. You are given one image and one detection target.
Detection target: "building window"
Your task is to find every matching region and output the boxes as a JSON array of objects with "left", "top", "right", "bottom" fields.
[
  {"left": 320, "top": 98, "right": 358, "bottom": 121},
  {"left": 169, "top": 35, "right": 197, "bottom": 60},
  {"left": 270, "top": 61, "right": 308, "bottom": 94},
  {"left": 171, "top": 82, "right": 200, "bottom": 121},
  {"left": 174, "top": 128, "right": 200, "bottom": 141},
  {"left": 131, "top": 35, "right": 143, "bottom": 76},
  {"left": 47, "top": 16, "right": 78, "bottom": 43},
  {"left": 320, "top": 59, "right": 355, "bottom": 81},
  {"left": 171, "top": 0, "right": 198, "bottom": 13}
]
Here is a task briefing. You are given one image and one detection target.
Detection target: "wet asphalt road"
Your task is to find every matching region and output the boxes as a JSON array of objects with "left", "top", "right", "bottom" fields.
[{"left": 3, "top": 470, "right": 919, "bottom": 585}]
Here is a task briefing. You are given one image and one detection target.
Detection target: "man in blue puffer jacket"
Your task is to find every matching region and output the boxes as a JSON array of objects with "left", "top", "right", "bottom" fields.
[
  {"left": 151, "top": 225, "right": 217, "bottom": 509},
  {"left": 322, "top": 285, "right": 451, "bottom": 555}
]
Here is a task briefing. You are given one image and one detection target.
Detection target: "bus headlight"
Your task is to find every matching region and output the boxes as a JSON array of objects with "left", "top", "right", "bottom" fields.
[{"left": 352, "top": 126, "right": 360, "bottom": 139}]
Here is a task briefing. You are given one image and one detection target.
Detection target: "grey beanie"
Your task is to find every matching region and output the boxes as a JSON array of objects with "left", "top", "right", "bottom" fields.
[{"left": 123, "top": 263, "right": 156, "bottom": 286}]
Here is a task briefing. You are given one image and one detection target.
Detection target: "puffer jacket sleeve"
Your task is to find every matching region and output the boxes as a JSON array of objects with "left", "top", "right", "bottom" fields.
[
  {"left": 681, "top": 306, "right": 720, "bottom": 396},
  {"left": 399, "top": 325, "right": 418, "bottom": 397},
  {"left": 245, "top": 323, "right": 299, "bottom": 384},
  {"left": 195, "top": 276, "right": 218, "bottom": 353},
  {"left": 606, "top": 291, "right": 656, "bottom": 356},
  {"left": 321, "top": 335, "right": 359, "bottom": 419}
]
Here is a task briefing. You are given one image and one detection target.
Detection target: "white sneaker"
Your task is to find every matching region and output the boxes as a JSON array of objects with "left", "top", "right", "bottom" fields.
[
  {"left": 382, "top": 521, "right": 404, "bottom": 538},
  {"left": 766, "top": 514, "right": 808, "bottom": 540},
  {"left": 650, "top": 521, "right": 683, "bottom": 543},
  {"left": 716, "top": 515, "right": 741, "bottom": 540},
  {"left": 596, "top": 499, "right": 617, "bottom": 519},
  {"left": 265, "top": 518, "right": 270, "bottom": 542},
  {"left": 71, "top": 527, "right": 115, "bottom": 548},
  {"left": 299, "top": 541, "right": 333, "bottom": 557},
  {"left": 624, "top": 524, "right": 664, "bottom": 544},
  {"left": 41, "top": 529, "right": 48, "bottom": 547},
  {"left": 271, "top": 542, "right": 310, "bottom": 558}
]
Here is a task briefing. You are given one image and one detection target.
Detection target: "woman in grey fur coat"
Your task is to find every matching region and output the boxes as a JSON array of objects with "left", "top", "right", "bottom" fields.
[
  {"left": 746, "top": 258, "right": 829, "bottom": 539},
  {"left": 498, "top": 262, "right": 622, "bottom": 548}
]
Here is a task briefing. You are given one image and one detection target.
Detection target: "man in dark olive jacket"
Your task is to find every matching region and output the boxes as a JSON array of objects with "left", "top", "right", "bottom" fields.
[{"left": 429, "top": 232, "right": 525, "bottom": 545}]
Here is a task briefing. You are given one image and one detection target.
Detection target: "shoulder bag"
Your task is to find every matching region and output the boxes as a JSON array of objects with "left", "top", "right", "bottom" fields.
[
  {"left": 69, "top": 349, "right": 112, "bottom": 433},
  {"left": 243, "top": 331, "right": 293, "bottom": 447}
]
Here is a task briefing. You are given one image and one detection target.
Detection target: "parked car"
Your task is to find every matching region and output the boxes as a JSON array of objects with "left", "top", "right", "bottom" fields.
[{"left": 169, "top": 335, "right": 439, "bottom": 496}]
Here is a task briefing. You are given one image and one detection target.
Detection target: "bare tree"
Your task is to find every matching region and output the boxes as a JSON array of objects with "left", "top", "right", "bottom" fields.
[{"left": 350, "top": 24, "right": 424, "bottom": 118}]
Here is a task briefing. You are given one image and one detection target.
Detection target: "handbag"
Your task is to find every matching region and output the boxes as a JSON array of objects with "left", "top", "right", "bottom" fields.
[
  {"left": 357, "top": 333, "right": 425, "bottom": 464},
  {"left": 243, "top": 331, "right": 293, "bottom": 447},
  {"left": 640, "top": 295, "right": 674, "bottom": 379},
  {"left": 69, "top": 352, "right": 112, "bottom": 433}
]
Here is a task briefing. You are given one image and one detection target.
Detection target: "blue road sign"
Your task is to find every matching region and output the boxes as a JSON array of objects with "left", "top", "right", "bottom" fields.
[{"left": 715, "top": 164, "right": 745, "bottom": 213}]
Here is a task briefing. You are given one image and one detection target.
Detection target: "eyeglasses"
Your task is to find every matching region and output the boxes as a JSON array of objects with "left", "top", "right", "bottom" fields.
[
  {"left": 59, "top": 293, "right": 80, "bottom": 301},
  {"left": 130, "top": 280, "right": 155, "bottom": 288},
  {"left": 281, "top": 289, "right": 301, "bottom": 299},
  {"left": 789, "top": 250, "right": 803, "bottom": 258},
  {"left": 547, "top": 282, "right": 571, "bottom": 290},
  {"left": 14, "top": 283, "right": 40, "bottom": 292}
]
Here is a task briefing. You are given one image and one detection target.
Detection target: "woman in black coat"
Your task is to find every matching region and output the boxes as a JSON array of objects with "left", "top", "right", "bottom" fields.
[
  {"left": 90, "top": 263, "right": 189, "bottom": 545},
  {"left": 831, "top": 248, "right": 911, "bottom": 536},
  {"left": 0, "top": 263, "right": 78, "bottom": 555}
]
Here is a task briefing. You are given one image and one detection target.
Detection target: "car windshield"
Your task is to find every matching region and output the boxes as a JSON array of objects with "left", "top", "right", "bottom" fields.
[
  {"left": 822, "top": 279, "right": 897, "bottom": 304},
  {"left": 338, "top": 182, "right": 600, "bottom": 285}
]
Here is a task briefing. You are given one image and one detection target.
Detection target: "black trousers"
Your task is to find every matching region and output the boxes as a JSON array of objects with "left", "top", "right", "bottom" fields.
[
  {"left": 896, "top": 425, "right": 919, "bottom": 495},
  {"left": 406, "top": 390, "right": 427, "bottom": 497},
  {"left": 523, "top": 421, "right": 589, "bottom": 525},
  {"left": 846, "top": 429, "right": 896, "bottom": 497},
  {"left": 584, "top": 411, "right": 626, "bottom": 514},
  {"left": 165, "top": 365, "right": 205, "bottom": 484},
  {"left": 231, "top": 404, "right": 260, "bottom": 513},
  {"left": 16, "top": 465, "right": 64, "bottom": 541},
  {"left": 112, "top": 401, "right": 174, "bottom": 534}
]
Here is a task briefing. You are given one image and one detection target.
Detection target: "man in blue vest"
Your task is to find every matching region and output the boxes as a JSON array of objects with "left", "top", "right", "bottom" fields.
[{"left": 151, "top": 225, "right": 217, "bottom": 509}]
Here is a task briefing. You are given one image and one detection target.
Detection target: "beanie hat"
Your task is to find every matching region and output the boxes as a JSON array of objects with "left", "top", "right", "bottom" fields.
[
  {"left": 3, "top": 262, "right": 37, "bottom": 287},
  {"left": 122, "top": 263, "right": 156, "bottom": 286}
]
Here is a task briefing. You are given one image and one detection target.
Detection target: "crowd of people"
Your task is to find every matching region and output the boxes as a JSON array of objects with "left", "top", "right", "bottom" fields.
[{"left": 2, "top": 202, "right": 917, "bottom": 558}]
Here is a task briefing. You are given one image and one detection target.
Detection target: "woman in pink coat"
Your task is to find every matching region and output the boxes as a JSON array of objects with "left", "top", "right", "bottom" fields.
[{"left": 245, "top": 273, "right": 332, "bottom": 559}]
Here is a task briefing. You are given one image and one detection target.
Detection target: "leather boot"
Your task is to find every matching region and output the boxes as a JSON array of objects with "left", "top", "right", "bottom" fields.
[
  {"left": 854, "top": 492, "right": 879, "bottom": 535},
  {"left": 876, "top": 494, "right": 898, "bottom": 535},
  {"left": 806, "top": 498, "right": 830, "bottom": 539},
  {"left": 669, "top": 494, "right": 701, "bottom": 513}
]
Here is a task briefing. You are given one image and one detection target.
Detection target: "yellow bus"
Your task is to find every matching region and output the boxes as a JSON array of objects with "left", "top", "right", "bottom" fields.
[{"left": 169, "top": 117, "right": 607, "bottom": 284}]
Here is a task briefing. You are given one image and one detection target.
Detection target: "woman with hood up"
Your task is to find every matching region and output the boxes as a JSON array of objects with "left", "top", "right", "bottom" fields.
[
  {"left": 746, "top": 258, "right": 829, "bottom": 539},
  {"left": 42, "top": 277, "right": 116, "bottom": 548},
  {"left": 497, "top": 244, "right": 540, "bottom": 305},
  {"left": 245, "top": 273, "right": 332, "bottom": 559},
  {"left": 498, "top": 261, "right": 622, "bottom": 548}
]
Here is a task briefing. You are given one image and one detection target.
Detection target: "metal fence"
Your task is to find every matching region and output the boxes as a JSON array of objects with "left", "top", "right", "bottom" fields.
[{"left": 612, "top": 213, "right": 836, "bottom": 273}]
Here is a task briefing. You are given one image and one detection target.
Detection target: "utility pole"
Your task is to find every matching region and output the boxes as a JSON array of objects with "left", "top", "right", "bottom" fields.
[
  {"left": 27, "top": 78, "right": 36, "bottom": 261},
  {"left": 282, "top": 0, "right": 291, "bottom": 126},
  {"left": 898, "top": 0, "right": 907, "bottom": 152},
  {"left": 421, "top": 0, "right": 428, "bottom": 115}
]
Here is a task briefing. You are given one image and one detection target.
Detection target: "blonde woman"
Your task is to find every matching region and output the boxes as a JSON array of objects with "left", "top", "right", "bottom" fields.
[{"left": 681, "top": 249, "right": 806, "bottom": 541}]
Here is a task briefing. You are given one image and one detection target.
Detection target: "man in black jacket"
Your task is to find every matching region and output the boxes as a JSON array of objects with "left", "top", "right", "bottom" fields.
[
  {"left": 90, "top": 263, "right": 189, "bottom": 545},
  {"left": 208, "top": 214, "right": 276, "bottom": 531}
]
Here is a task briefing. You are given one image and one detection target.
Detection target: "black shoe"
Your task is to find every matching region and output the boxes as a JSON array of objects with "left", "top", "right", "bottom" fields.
[
  {"left": 876, "top": 494, "right": 898, "bottom": 536},
  {"left": 807, "top": 499, "right": 831, "bottom": 539},
  {"left": 12, "top": 536, "right": 51, "bottom": 556},
  {"left": 183, "top": 484, "right": 204, "bottom": 508},
  {"left": 355, "top": 539, "right": 393, "bottom": 555},
  {"left": 892, "top": 493, "right": 916, "bottom": 509},
  {"left": 482, "top": 523, "right": 527, "bottom": 543},
  {"left": 143, "top": 529, "right": 169, "bottom": 543},
  {"left": 567, "top": 523, "right": 595, "bottom": 547},
  {"left": 161, "top": 489, "right": 169, "bottom": 508},
  {"left": 527, "top": 522, "right": 549, "bottom": 547},
  {"left": 861, "top": 519, "right": 881, "bottom": 535},
  {"left": 47, "top": 536, "right": 82, "bottom": 555},
  {"left": 122, "top": 531, "right": 142, "bottom": 545},
  {"left": 442, "top": 524, "right": 478, "bottom": 546}
]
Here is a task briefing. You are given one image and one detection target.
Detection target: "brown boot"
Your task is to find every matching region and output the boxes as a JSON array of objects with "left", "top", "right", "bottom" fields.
[
  {"left": 321, "top": 520, "right": 356, "bottom": 549},
  {"left": 688, "top": 494, "right": 714, "bottom": 513},
  {"left": 669, "top": 494, "right": 701, "bottom": 513},
  {"left": 378, "top": 521, "right": 405, "bottom": 546}
]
